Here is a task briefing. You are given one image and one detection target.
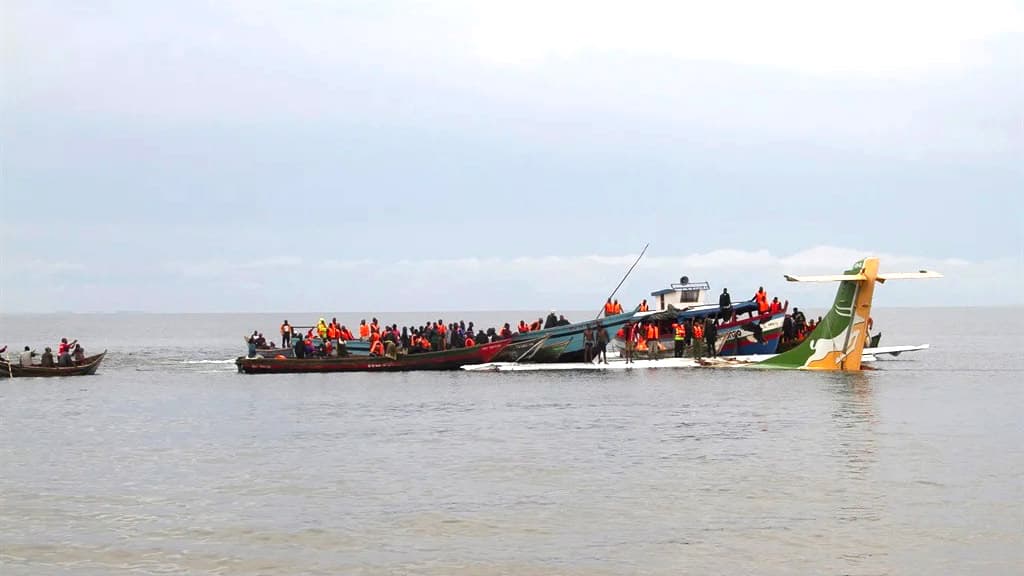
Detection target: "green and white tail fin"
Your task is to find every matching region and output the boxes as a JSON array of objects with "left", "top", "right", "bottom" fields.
[{"left": 759, "top": 257, "right": 941, "bottom": 371}]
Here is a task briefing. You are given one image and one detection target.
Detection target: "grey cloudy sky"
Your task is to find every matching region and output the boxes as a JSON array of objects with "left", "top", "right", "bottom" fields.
[{"left": 2, "top": 0, "right": 1021, "bottom": 312}]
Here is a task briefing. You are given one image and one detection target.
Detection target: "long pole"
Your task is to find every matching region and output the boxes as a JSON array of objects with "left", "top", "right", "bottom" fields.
[{"left": 596, "top": 243, "right": 649, "bottom": 320}]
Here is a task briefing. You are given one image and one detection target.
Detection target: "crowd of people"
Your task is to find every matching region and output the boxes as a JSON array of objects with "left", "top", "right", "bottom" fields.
[
  {"left": 0, "top": 338, "right": 87, "bottom": 367},
  {"left": 247, "top": 311, "right": 577, "bottom": 359}
]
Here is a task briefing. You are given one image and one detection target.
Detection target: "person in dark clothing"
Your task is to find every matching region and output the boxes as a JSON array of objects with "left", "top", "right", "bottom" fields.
[
  {"left": 475, "top": 329, "right": 488, "bottom": 345},
  {"left": 544, "top": 311, "right": 558, "bottom": 329},
  {"left": 583, "top": 325, "right": 595, "bottom": 363},
  {"left": 683, "top": 318, "right": 694, "bottom": 355},
  {"left": 782, "top": 315, "right": 795, "bottom": 343},
  {"left": 704, "top": 318, "right": 718, "bottom": 357},
  {"left": 557, "top": 315, "right": 571, "bottom": 326},
  {"left": 595, "top": 324, "right": 609, "bottom": 364},
  {"left": 293, "top": 336, "right": 306, "bottom": 359},
  {"left": 719, "top": 288, "right": 732, "bottom": 318},
  {"left": 792, "top": 308, "right": 807, "bottom": 335},
  {"left": 40, "top": 347, "right": 55, "bottom": 367}
]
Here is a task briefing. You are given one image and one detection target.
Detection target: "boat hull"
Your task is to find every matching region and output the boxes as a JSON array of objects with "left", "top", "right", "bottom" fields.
[
  {"left": 0, "top": 352, "right": 107, "bottom": 378},
  {"left": 493, "top": 311, "right": 637, "bottom": 363},
  {"left": 236, "top": 340, "right": 514, "bottom": 374}
]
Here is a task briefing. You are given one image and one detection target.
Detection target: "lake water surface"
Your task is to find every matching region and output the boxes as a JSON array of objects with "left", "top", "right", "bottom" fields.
[{"left": 1, "top": 308, "right": 1022, "bottom": 575}]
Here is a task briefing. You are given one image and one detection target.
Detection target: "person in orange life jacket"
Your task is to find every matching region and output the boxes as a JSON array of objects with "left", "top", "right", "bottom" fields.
[
  {"left": 369, "top": 339, "right": 384, "bottom": 356},
  {"left": 518, "top": 320, "right": 529, "bottom": 333},
  {"left": 530, "top": 318, "right": 542, "bottom": 331},
  {"left": 754, "top": 287, "right": 769, "bottom": 316},
  {"left": 464, "top": 334, "right": 476, "bottom": 347},
  {"left": 704, "top": 317, "right": 718, "bottom": 357},
  {"left": 692, "top": 320, "right": 705, "bottom": 358},
  {"left": 613, "top": 299, "right": 623, "bottom": 314},
  {"left": 769, "top": 297, "right": 782, "bottom": 314},
  {"left": 280, "top": 320, "right": 292, "bottom": 348},
  {"left": 638, "top": 299, "right": 650, "bottom": 312},
  {"left": 604, "top": 298, "right": 615, "bottom": 317},
  {"left": 358, "top": 320, "right": 369, "bottom": 340},
  {"left": 621, "top": 321, "right": 637, "bottom": 363},
  {"left": 500, "top": 323, "right": 513, "bottom": 339},
  {"left": 645, "top": 322, "right": 660, "bottom": 360},
  {"left": 672, "top": 321, "right": 686, "bottom": 358}
]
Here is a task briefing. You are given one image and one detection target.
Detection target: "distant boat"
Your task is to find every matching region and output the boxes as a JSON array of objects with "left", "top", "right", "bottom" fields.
[
  {"left": 235, "top": 339, "right": 525, "bottom": 374},
  {"left": 0, "top": 351, "right": 107, "bottom": 378}
]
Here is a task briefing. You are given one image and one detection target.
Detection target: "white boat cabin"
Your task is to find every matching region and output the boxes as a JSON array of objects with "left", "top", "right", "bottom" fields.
[{"left": 649, "top": 277, "right": 711, "bottom": 312}]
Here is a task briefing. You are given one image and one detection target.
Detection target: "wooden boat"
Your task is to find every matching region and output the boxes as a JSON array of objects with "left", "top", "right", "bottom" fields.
[
  {"left": 235, "top": 339, "right": 520, "bottom": 374},
  {"left": 0, "top": 351, "right": 107, "bottom": 378}
]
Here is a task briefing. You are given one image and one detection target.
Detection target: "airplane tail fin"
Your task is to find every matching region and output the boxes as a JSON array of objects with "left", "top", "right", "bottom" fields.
[{"left": 759, "top": 257, "right": 940, "bottom": 371}]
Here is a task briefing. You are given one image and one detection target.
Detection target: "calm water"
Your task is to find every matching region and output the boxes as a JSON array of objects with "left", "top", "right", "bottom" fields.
[{"left": 1, "top": 308, "right": 1022, "bottom": 575}]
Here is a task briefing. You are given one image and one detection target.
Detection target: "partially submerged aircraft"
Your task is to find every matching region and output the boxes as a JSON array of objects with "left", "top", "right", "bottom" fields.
[
  {"left": 464, "top": 257, "right": 941, "bottom": 372},
  {"left": 758, "top": 256, "right": 940, "bottom": 371}
]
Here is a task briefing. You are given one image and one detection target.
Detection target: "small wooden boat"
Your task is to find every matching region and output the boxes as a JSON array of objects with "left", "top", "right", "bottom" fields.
[
  {"left": 0, "top": 351, "right": 107, "bottom": 378},
  {"left": 235, "top": 339, "right": 519, "bottom": 374}
]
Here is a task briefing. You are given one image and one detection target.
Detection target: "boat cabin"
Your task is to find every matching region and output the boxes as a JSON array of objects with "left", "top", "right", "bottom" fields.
[{"left": 649, "top": 276, "right": 711, "bottom": 312}]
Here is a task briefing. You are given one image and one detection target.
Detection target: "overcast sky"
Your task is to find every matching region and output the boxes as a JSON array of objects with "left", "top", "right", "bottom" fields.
[{"left": 2, "top": 0, "right": 1021, "bottom": 312}]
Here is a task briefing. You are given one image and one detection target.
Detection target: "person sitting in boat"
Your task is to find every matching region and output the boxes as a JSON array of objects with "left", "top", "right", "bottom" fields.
[
  {"left": 72, "top": 344, "right": 86, "bottom": 365},
  {"left": 20, "top": 346, "right": 37, "bottom": 366},
  {"left": 638, "top": 299, "right": 649, "bottom": 312},
  {"left": 518, "top": 320, "right": 530, "bottom": 333},
  {"left": 544, "top": 311, "right": 558, "bottom": 329},
  {"left": 40, "top": 347, "right": 55, "bottom": 367},
  {"left": 499, "top": 323, "right": 513, "bottom": 338},
  {"left": 475, "top": 329, "right": 489, "bottom": 345},
  {"left": 293, "top": 335, "right": 307, "bottom": 359},
  {"left": 255, "top": 333, "right": 270, "bottom": 349},
  {"left": 369, "top": 338, "right": 384, "bottom": 357},
  {"left": 557, "top": 315, "right": 571, "bottom": 326},
  {"left": 769, "top": 297, "right": 783, "bottom": 314}
]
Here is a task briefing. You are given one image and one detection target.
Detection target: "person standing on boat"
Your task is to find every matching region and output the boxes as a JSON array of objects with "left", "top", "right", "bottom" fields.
[
  {"left": 583, "top": 325, "right": 595, "bottom": 363},
  {"left": 57, "top": 338, "right": 76, "bottom": 367},
  {"left": 280, "top": 320, "right": 292, "bottom": 348},
  {"left": 704, "top": 318, "right": 718, "bottom": 357},
  {"left": 604, "top": 298, "right": 615, "bottom": 317},
  {"left": 645, "top": 322, "right": 660, "bottom": 360},
  {"left": 719, "top": 288, "right": 732, "bottom": 319},
  {"left": 672, "top": 321, "right": 686, "bottom": 358},
  {"left": 683, "top": 318, "right": 694, "bottom": 356},
  {"left": 596, "top": 324, "right": 609, "bottom": 364},
  {"left": 544, "top": 310, "right": 558, "bottom": 329},
  {"left": 73, "top": 344, "right": 86, "bottom": 365},
  {"left": 638, "top": 299, "right": 649, "bottom": 312},
  {"left": 623, "top": 321, "right": 639, "bottom": 363},
  {"left": 754, "top": 287, "right": 769, "bottom": 317}
]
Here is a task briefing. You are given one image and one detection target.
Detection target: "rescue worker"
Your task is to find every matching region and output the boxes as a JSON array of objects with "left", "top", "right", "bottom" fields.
[
  {"left": 692, "top": 320, "right": 705, "bottom": 359},
  {"left": 358, "top": 320, "right": 370, "bottom": 340},
  {"left": 645, "top": 322, "right": 660, "bottom": 360},
  {"left": 595, "top": 324, "right": 609, "bottom": 364},
  {"left": 769, "top": 297, "right": 782, "bottom": 314},
  {"left": 612, "top": 299, "right": 623, "bottom": 314},
  {"left": 623, "top": 320, "right": 638, "bottom": 364},
  {"left": 638, "top": 299, "right": 649, "bottom": 312},
  {"left": 280, "top": 320, "right": 292, "bottom": 348},
  {"left": 704, "top": 318, "right": 718, "bottom": 357},
  {"left": 673, "top": 321, "right": 686, "bottom": 358},
  {"left": 316, "top": 318, "right": 328, "bottom": 339},
  {"left": 604, "top": 298, "right": 616, "bottom": 317},
  {"left": 754, "top": 287, "right": 769, "bottom": 316}
]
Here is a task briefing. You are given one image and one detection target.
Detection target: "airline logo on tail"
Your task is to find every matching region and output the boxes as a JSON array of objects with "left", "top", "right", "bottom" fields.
[{"left": 759, "top": 257, "right": 941, "bottom": 371}]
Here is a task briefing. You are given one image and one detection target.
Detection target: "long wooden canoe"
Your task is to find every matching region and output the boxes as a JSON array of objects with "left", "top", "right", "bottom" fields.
[
  {"left": 0, "top": 351, "right": 107, "bottom": 378},
  {"left": 235, "top": 339, "right": 520, "bottom": 374}
]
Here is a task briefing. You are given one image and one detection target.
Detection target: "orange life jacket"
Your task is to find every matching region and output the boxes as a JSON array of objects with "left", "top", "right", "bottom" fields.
[
  {"left": 693, "top": 324, "right": 704, "bottom": 339},
  {"left": 370, "top": 341, "right": 384, "bottom": 355},
  {"left": 613, "top": 302, "right": 623, "bottom": 314},
  {"left": 604, "top": 302, "right": 615, "bottom": 315},
  {"left": 639, "top": 302, "right": 649, "bottom": 312},
  {"left": 673, "top": 323, "right": 686, "bottom": 339},
  {"left": 464, "top": 337, "right": 475, "bottom": 347},
  {"left": 646, "top": 324, "right": 659, "bottom": 340},
  {"left": 359, "top": 324, "right": 369, "bottom": 338}
]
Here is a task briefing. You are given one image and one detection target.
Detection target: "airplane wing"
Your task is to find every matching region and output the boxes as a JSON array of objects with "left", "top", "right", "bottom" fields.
[
  {"left": 875, "top": 271, "right": 943, "bottom": 283},
  {"left": 862, "top": 344, "right": 930, "bottom": 357},
  {"left": 784, "top": 274, "right": 868, "bottom": 282}
]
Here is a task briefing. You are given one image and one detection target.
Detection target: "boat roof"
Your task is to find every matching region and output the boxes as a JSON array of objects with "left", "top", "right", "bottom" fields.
[{"left": 650, "top": 281, "right": 711, "bottom": 297}]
